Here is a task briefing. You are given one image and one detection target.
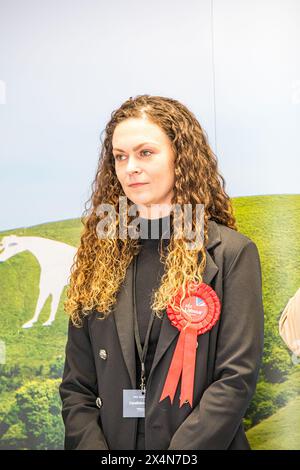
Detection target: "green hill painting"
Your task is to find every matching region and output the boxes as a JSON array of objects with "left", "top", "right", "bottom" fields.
[{"left": 0, "top": 194, "right": 299, "bottom": 449}]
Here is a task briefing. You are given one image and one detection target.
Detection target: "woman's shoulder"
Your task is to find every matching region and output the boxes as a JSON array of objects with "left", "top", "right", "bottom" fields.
[
  {"left": 208, "top": 218, "right": 254, "bottom": 246},
  {"left": 207, "top": 220, "right": 259, "bottom": 271}
]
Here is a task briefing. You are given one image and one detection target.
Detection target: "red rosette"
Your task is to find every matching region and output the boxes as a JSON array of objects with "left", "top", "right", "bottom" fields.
[
  {"left": 167, "top": 281, "right": 221, "bottom": 333},
  {"left": 159, "top": 281, "right": 221, "bottom": 408}
]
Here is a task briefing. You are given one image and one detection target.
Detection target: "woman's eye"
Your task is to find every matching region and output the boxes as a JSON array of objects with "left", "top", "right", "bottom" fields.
[
  {"left": 115, "top": 154, "right": 126, "bottom": 161},
  {"left": 140, "top": 150, "right": 152, "bottom": 157}
]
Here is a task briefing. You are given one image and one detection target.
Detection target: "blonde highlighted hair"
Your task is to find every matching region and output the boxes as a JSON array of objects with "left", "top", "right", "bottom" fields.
[{"left": 64, "top": 95, "right": 236, "bottom": 326}]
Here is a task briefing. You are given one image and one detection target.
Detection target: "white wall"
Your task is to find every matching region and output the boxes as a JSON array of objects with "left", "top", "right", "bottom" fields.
[{"left": 0, "top": 0, "right": 299, "bottom": 230}]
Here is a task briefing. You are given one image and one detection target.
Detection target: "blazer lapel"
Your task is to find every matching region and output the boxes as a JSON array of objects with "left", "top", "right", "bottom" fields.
[
  {"left": 113, "top": 259, "right": 136, "bottom": 389},
  {"left": 113, "top": 220, "right": 221, "bottom": 389}
]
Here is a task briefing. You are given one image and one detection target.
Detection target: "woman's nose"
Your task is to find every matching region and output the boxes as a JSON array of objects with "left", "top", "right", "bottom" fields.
[{"left": 125, "top": 156, "right": 141, "bottom": 174}]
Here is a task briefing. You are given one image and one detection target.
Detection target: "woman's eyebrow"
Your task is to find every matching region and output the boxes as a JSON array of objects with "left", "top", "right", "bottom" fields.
[{"left": 113, "top": 142, "right": 159, "bottom": 152}]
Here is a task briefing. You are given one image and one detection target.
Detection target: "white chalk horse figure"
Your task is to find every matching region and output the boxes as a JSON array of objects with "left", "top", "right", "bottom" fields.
[{"left": 0, "top": 234, "right": 77, "bottom": 328}]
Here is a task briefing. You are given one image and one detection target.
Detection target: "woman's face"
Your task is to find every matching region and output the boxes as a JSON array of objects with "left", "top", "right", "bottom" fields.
[{"left": 112, "top": 117, "right": 175, "bottom": 219}]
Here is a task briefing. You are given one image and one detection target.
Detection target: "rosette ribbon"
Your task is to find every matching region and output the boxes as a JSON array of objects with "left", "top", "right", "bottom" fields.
[{"left": 159, "top": 281, "right": 221, "bottom": 407}]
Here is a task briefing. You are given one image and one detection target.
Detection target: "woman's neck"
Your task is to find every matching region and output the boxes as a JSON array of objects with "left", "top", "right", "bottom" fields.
[
  {"left": 138, "top": 213, "right": 172, "bottom": 240},
  {"left": 136, "top": 203, "right": 173, "bottom": 220}
]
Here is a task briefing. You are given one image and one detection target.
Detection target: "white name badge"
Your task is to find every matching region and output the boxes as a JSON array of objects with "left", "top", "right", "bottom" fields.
[{"left": 123, "top": 389, "right": 146, "bottom": 418}]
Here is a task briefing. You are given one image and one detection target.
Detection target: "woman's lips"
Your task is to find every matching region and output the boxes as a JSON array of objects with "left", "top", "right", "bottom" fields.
[{"left": 128, "top": 183, "right": 149, "bottom": 188}]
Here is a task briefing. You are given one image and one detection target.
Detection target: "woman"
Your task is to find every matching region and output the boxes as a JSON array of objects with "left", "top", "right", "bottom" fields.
[{"left": 59, "top": 95, "right": 264, "bottom": 450}]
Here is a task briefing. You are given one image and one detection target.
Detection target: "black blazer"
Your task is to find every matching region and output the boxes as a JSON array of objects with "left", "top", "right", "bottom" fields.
[{"left": 59, "top": 220, "right": 264, "bottom": 450}]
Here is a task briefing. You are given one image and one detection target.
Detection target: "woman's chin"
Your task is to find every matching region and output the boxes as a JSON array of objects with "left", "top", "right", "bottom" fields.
[{"left": 127, "top": 196, "right": 155, "bottom": 207}]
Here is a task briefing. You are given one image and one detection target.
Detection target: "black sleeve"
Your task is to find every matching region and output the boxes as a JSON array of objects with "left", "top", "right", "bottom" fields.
[
  {"left": 59, "top": 316, "right": 109, "bottom": 450},
  {"left": 168, "top": 241, "right": 264, "bottom": 449}
]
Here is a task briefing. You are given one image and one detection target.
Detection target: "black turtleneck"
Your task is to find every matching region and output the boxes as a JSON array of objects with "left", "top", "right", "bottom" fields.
[{"left": 134, "top": 214, "right": 172, "bottom": 450}]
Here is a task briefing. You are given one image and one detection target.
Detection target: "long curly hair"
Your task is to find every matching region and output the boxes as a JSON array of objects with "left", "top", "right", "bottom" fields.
[{"left": 64, "top": 95, "right": 237, "bottom": 327}]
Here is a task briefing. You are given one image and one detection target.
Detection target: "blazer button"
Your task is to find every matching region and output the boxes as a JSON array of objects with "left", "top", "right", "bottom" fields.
[
  {"left": 99, "top": 349, "right": 107, "bottom": 360},
  {"left": 96, "top": 397, "right": 103, "bottom": 409}
]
